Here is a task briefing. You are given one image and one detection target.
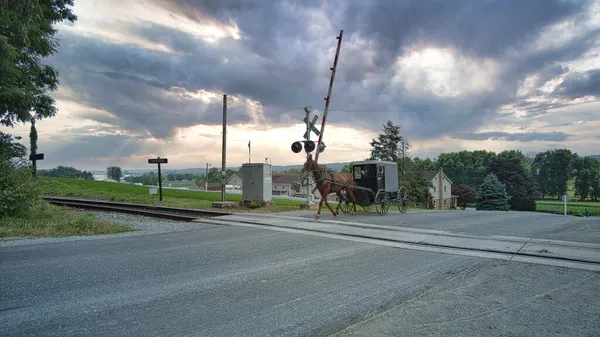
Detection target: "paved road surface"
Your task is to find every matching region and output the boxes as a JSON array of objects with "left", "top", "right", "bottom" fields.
[
  {"left": 289, "top": 209, "right": 600, "bottom": 243},
  {"left": 2, "top": 221, "right": 599, "bottom": 337}
]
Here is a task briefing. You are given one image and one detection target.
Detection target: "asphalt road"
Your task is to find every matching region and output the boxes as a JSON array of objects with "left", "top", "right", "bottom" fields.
[
  {"left": 1, "top": 223, "right": 599, "bottom": 337},
  {"left": 293, "top": 209, "right": 600, "bottom": 243}
]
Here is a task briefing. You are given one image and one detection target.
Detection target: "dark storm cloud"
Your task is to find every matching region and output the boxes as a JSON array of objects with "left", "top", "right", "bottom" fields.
[
  {"left": 556, "top": 69, "right": 600, "bottom": 98},
  {"left": 46, "top": 0, "right": 598, "bottom": 143},
  {"left": 454, "top": 131, "right": 570, "bottom": 142},
  {"left": 344, "top": 0, "right": 586, "bottom": 66},
  {"left": 48, "top": 134, "right": 143, "bottom": 160}
]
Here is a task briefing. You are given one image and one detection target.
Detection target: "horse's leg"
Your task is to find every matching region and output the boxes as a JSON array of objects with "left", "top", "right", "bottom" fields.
[
  {"left": 334, "top": 188, "right": 343, "bottom": 215},
  {"left": 347, "top": 188, "right": 358, "bottom": 216},
  {"left": 321, "top": 183, "right": 338, "bottom": 216},
  {"left": 316, "top": 194, "right": 325, "bottom": 220}
]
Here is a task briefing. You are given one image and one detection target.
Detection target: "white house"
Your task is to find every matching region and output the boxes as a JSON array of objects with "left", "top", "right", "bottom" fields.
[
  {"left": 423, "top": 168, "right": 457, "bottom": 209},
  {"left": 226, "top": 173, "right": 243, "bottom": 189}
]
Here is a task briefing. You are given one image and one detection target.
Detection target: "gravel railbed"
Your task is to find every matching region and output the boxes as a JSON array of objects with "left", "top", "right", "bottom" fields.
[{"left": 0, "top": 210, "right": 220, "bottom": 248}]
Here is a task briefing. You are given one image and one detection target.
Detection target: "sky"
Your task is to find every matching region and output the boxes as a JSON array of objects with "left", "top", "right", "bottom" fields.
[{"left": 2, "top": 0, "right": 600, "bottom": 170}]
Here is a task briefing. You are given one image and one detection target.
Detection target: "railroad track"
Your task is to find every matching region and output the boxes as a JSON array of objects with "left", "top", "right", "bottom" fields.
[{"left": 43, "top": 196, "right": 232, "bottom": 221}]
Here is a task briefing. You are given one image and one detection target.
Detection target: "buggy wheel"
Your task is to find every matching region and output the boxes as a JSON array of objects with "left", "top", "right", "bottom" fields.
[
  {"left": 339, "top": 191, "right": 353, "bottom": 213},
  {"left": 362, "top": 205, "right": 371, "bottom": 212},
  {"left": 396, "top": 186, "right": 409, "bottom": 214},
  {"left": 375, "top": 189, "right": 389, "bottom": 215}
]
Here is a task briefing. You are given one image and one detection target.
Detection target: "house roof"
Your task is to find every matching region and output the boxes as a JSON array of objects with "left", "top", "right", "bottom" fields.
[
  {"left": 423, "top": 170, "right": 453, "bottom": 184},
  {"left": 423, "top": 171, "right": 439, "bottom": 181},
  {"left": 227, "top": 173, "right": 242, "bottom": 183},
  {"left": 273, "top": 174, "right": 299, "bottom": 184}
]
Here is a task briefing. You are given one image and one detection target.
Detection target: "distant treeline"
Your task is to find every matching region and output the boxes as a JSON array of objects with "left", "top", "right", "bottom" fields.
[{"left": 38, "top": 166, "right": 94, "bottom": 179}]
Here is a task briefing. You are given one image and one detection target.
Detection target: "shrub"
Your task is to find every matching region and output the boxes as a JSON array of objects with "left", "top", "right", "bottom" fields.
[
  {"left": 452, "top": 184, "right": 477, "bottom": 210},
  {"left": 476, "top": 173, "right": 510, "bottom": 211},
  {"left": 0, "top": 158, "right": 42, "bottom": 216}
]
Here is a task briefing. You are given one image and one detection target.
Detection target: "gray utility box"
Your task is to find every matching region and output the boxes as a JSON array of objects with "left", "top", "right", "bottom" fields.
[{"left": 242, "top": 163, "right": 272, "bottom": 202}]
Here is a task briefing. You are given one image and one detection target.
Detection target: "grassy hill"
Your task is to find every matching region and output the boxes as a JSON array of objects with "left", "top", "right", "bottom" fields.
[{"left": 39, "top": 177, "right": 304, "bottom": 212}]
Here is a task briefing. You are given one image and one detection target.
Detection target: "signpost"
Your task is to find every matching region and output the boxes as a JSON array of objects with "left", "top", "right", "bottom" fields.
[
  {"left": 29, "top": 153, "right": 44, "bottom": 179},
  {"left": 562, "top": 194, "right": 569, "bottom": 215},
  {"left": 148, "top": 157, "right": 168, "bottom": 201}
]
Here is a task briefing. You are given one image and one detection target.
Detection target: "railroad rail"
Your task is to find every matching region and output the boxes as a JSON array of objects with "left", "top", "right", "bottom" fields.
[{"left": 43, "top": 196, "right": 232, "bottom": 221}]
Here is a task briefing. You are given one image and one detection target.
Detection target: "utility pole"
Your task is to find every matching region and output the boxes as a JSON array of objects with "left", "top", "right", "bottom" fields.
[
  {"left": 221, "top": 94, "right": 227, "bottom": 202},
  {"left": 205, "top": 163, "right": 211, "bottom": 191}
]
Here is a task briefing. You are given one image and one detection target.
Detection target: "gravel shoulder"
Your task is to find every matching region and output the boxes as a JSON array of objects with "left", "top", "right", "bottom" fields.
[{"left": 0, "top": 210, "right": 217, "bottom": 248}]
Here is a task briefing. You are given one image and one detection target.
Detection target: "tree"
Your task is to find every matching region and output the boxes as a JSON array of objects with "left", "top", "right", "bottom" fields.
[
  {"left": 476, "top": 173, "right": 510, "bottom": 211},
  {"left": 341, "top": 164, "right": 352, "bottom": 174},
  {"left": 38, "top": 166, "right": 93, "bottom": 179},
  {"left": 207, "top": 167, "right": 220, "bottom": 182},
  {"left": 106, "top": 166, "right": 123, "bottom": 182},
  {"left": 532, "top": 149, "right": 576, "bottom": 199},
  {"left": 452, "top": 184, "right": 477, "bottom": 210},
  {"left": 0, "top": 131, "right": 27, "bottom": 162},
  {"left": 487, "top": 156, "right": 536, "bottom": 211},
  {"left": 1, "top": 0, "right": 77, "bottom": 127},
  {"left": 436, "top": 150, "right": 496, "bottom": 188},
  {"left": 573, "top": 157, "right": 600, "bottom": 201},
  {"left": 369, "top": 120, "right": 403, "bottom": 162},
  {"left": 400, "top": 157, "right": 433, "bottom": 208}
]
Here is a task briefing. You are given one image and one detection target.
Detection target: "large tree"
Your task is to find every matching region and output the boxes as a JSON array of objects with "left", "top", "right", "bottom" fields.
[
  {"left": 106, "top": 166, "right": 123, "bottom": 182},
  {"left": 572, "top": 156, "right": 600, "bottom": 201},
  {"left": 1, "top": 0, "right": 77, "bottom": 127},
  {"left": 532, "top": 149, "right": 577, "bottom": 199},
  {"left": 487, "top": 155, "right": 537, "bottom": 211},
  {"left": 369, "top": 120, "right": 404, "bottom": 162}
]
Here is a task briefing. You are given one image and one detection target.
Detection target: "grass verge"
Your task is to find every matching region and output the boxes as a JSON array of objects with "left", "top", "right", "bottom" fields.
[
  {"left": 0, "top": 202, "right": 132, "bottom": 238},
  {"left": 39, "top": 177, "right": 304, "bottom": 212},
  {"left": 536, "top": 200, "right": 600, "bottom": 216}
]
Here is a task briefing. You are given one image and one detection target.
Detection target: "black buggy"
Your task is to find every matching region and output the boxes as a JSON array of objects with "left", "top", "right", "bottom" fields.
[{"left": 338, "top": 160, "right": 409, "bottom": 215}]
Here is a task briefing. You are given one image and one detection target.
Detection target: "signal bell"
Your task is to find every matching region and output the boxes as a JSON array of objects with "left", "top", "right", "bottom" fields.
[
  {"left": 291, "top": 141, "right": 303, "bottom": 153},
  {"left": 318, "top": 142, "right": 326, "bottom": 153}
]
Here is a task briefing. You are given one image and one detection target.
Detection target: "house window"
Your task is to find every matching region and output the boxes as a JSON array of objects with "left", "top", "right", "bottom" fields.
[
  {"left": 444, "top": 186, "right": 447, "bottom": 192},
  {"left": 443, "top": 199, "right": 446, "bottom": 206},
  {"left": 433, "top": 186, "right": 436, "bottom": 192},
  {"left": 434, "top": 200, "right": 437, "bottom": 207},
  {"left": 282, "top": 185, "right": 286, "bottom": 190}
]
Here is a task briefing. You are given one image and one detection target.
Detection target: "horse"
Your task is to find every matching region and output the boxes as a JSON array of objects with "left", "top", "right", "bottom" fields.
[{"left": 302, "top": 154, "right": 358, "bottom": 220}]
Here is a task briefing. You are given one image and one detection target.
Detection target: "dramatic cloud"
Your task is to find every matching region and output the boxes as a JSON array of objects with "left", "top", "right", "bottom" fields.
[{"left": 2, "top": 0, "right": 599, "bottom": 170}]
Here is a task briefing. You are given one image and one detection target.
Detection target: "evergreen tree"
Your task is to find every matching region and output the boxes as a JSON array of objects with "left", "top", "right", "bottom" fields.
[
  {"left": 369, "top": 121, "right": 403, "bottom": 162},
  {"left": 476, "top": 173, "right": 510, "bottom": 211}
]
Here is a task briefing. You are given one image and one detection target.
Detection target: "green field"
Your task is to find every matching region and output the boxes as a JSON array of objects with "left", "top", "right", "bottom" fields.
[
  {"left": 536, "top": 200, "right": 600, "bottom": 216},
  {"left": 40, "top": 177, "right": 304, "bottom": 212}
]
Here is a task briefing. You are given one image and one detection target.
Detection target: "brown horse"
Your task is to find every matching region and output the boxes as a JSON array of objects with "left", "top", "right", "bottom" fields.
[{"left": 302, "top": 154, "right": 358, "bottom": 220}]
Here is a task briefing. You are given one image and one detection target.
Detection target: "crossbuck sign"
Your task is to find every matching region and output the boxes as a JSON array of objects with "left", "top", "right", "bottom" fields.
[{"left": 303, "top": 114, "right": 320, "bottom": 140}]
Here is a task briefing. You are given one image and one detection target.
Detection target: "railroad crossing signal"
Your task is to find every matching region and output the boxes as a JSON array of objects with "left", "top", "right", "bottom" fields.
[
  {"left": 303, "top": 114, "right": 320, "bottom": 140},
  {"left": 148, "top": 158, "right": 168, "bottom": 164}
]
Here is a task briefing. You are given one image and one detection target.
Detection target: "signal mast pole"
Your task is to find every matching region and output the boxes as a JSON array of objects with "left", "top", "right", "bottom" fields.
[{"left": 314, "top": 29, "right": 343, "bottom": 164}]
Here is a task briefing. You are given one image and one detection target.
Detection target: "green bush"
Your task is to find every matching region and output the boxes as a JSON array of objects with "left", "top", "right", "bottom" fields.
[{"left": 0, "top": 158, "right": 41, "bottom": 216}]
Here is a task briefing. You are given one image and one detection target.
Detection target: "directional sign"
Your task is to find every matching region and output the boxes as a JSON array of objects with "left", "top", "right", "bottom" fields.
[
  {"left": 29, "top": 153, "right": 44, "bottom": 161},
  {"left": 303, "top": 114, "right": 321, "bottom": 140},
  {"left": 148, "top": 158, "right": 168, "bottom": 164}
]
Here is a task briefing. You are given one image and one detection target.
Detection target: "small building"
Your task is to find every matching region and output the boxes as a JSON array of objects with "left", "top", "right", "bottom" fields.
[
  {"left": 227, "top": 173, "right": 243, "bottom": 189},
  {"left": 423, "top": 168, "right": 458, "bottom": 210},
  {"left": 272, "top": 174, "right": 298, "bottom": 196}
]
